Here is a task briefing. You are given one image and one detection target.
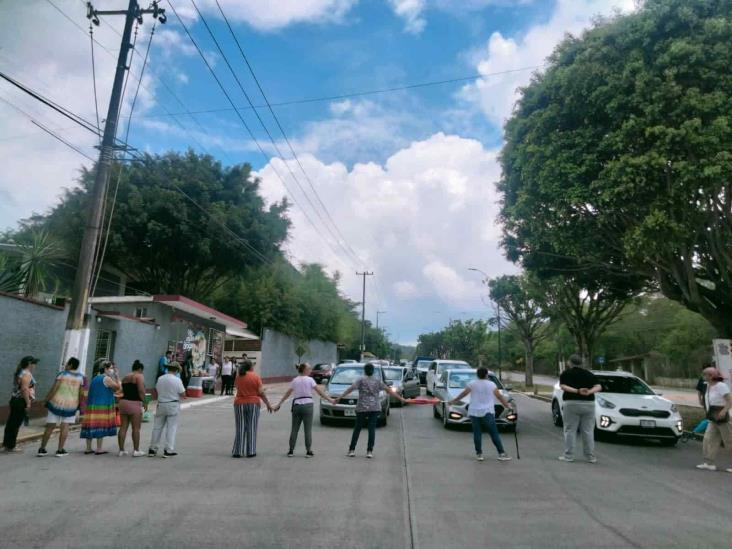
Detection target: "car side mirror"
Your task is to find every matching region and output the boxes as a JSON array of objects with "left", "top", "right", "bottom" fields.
[
  {"left": 655, "top": 391, "right": 663, "bottom": 396},
  {"left": 386, "top": 381, "right": 394, "bottom": 386},
  {"left": 504, "top": 384, "right": 513, "bottom": 391}
]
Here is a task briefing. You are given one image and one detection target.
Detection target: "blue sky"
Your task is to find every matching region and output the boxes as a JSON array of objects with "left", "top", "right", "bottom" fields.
[{"left": 0, "top": 0, "right": 634, "bottom": 345}]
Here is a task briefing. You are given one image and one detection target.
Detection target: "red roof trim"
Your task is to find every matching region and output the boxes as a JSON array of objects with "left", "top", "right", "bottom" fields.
[{"left": 152, "top": 295, "right": 247, "bottom": 329}]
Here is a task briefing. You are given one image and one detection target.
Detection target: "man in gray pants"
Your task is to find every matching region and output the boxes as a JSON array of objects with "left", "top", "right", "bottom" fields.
[{"left": 559, "top": 355, "right": 602, "bottom": 463}]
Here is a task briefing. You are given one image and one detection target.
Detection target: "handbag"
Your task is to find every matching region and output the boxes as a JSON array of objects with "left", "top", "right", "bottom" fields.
[{"left": 706, "top": 405, "right": 730, "bottom": 424}]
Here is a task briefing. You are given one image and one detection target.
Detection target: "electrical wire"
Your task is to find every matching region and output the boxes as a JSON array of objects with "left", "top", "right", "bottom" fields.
[
  {"left": 167, "top": 0, "right": 356, "bottom": 274},
  {"left": 212, "top": 0, "right": 365, "bottom": 270},
  {"left": 188, "top": 0, "right": 361, "bottom": 273}
]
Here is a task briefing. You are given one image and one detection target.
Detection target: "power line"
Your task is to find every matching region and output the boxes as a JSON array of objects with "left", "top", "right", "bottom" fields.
[
  {"left": 138, "top": 65, "right": 542, "bottom": 119},
  {"left": 213, "top": 0, "right": 365, "bottom": 270},
  {"left": 166, "top": 0, "right": 357, "bottom": 273}
]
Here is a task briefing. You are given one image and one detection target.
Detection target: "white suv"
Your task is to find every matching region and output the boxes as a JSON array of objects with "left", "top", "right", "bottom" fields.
[
  {"left": 551, "top": 370, "right": 683, "bottom": 446},
  {"left": 426, "top": 360, "right": 470, "bottom": 396}
]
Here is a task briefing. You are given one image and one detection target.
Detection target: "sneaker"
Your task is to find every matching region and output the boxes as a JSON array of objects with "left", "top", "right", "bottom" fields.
[
  {"left": 246, "top": 454, "right": 256, "bottom": 458},
  {"left": 497, "top": 453, "right": 512, "bottom": 461},
  {"left": 37, "top": 448, "right": 48, "bottom": 457},
  {"left": 558, "top": 456, "right": 574, "bottom": 462},
  {"left": 587, "top": 456, "right": 597, "bottom": 464},
  {"left": 696, "top": 463, "right": 717, "bottom": 471},
  {"left": 476, "top": 454, "right": 485, "bottom": 462},
  {"left": 118, "top": 450, "right": 128, "bottom": 457},
  {"left": 287, "top": 450, "right": 294, "bottom": 457},
  {"left": 55, "top": 449, "right": 69, "bottom": 457},
  {"left": 306, "top": 451, "right": 314, "bottom": 458},
  {"left": 366, "top": 451, "right": 373, "bottom": 459},
  {"left": 163, "top": 451, "right": 178, "bottom": 458},
  {"left": 132, "top": 450, "right": 145, "bottom": 458},
  {"left": 347, "top": 450, "right": 355, "bottom": 457},
  {"left": 147, "top": 449, "right": 156, "bottom": 457}
]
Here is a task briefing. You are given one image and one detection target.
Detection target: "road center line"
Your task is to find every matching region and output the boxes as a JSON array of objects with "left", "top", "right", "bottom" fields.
[{"left": 399, "top": 408, "right": 418, "bottom": 549}]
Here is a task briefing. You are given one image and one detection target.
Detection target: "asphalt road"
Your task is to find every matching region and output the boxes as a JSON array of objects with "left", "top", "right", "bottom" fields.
[{"left": 1, "top": 391, "right": 730, "bottom": 549}]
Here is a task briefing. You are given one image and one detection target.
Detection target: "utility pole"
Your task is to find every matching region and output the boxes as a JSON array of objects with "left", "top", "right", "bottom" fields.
[
  {"left": 356, "top": 271, "right": 374, "bottom": 361},
  {"left": 61, "top": 1, "right": 166, "bottom": 370},
  {"left": 496, "top": 302, "right": 503, "bottom": 382},
  {"left": 376, "top": 310, "right": 387, "bottom": 331}
]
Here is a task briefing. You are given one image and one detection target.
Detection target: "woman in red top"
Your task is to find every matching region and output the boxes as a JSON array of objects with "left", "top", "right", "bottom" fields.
[{"left": 232, "top": 360, "right": 272, "bottom": 458}]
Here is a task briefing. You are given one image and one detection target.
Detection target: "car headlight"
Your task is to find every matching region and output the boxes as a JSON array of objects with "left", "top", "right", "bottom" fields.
[
  {"left": 597, "top": 396, "right": 616, "bottom": 409},
  {"left": 600, "top": 415, "right": 613, "bottom": 428}
]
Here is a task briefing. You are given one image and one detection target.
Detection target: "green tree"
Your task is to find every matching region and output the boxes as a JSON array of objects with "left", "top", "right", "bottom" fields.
[
  {"left": 21, "top": 151, "right": 289, "bottom": 300},
  {"left": 488, "top": 274, "right": 549, "bottom": 387},
  {"left": 500, "top": 0, "right": 732, "bottom": 335}
]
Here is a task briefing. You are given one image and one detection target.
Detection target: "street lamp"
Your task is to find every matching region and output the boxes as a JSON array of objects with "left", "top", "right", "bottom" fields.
[{"left": 468, "top": 267, "right": 503, "bottom": 381}]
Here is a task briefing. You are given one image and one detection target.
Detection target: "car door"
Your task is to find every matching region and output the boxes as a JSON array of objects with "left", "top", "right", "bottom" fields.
[
  {"left": 427, "top": 362, "right": 438, "bottom": 394},
  {"left": 403, "top": 369, "right": 419, "bottom": 397}
]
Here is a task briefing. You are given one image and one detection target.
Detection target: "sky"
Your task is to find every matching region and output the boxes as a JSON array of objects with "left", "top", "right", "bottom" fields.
[{"left": 0, "top": 0, "right": 635, "bottom": 345}]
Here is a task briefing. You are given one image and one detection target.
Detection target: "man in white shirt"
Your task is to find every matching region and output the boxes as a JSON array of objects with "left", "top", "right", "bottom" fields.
[
  {"left": 448, "top": 367, "right": 513, "bottom": 462},
  {"left": 220, "top": 357, "right": 234, "bottom": 396},
  {"left": 148, "top": 362, "right": 186, "bottom": 458}
]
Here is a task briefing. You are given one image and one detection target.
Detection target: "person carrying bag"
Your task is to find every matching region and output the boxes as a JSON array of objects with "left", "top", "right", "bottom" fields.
[{"left": 696, "top": 366, "right": 732, "bottom": 472}]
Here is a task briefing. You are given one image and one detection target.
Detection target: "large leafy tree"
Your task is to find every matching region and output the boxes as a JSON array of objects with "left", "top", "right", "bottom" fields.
[
  {"left": 500, "top": 0, "right": 732, "bottom": 335},
  {"left": 416, "top": 320, "right": 489, "bottom": 367},
  {"left": 21, "top": 151, "right": 289, "bottom": 300},
  {"left": 488, "top": 274, "right": 549, "bottom": 387}
]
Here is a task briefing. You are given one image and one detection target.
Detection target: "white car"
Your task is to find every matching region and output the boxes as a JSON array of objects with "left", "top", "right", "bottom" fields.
[
  {"left": 551, "top": 370, "right": 683, "bottom": 446},
  {"left": 426, "top": 359, "right": 470, "bottom": 396},
  {"left": 433, "top": 369, "right": 518, "bottom": 431}
]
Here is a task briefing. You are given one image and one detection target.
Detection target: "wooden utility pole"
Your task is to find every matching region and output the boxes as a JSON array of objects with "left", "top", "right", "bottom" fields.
[
  {"left": 356, "top": 271, "right": 374, "bottom": 361},
  {"left": 61, "top": 1, "right": 166, "bottom": 369}
]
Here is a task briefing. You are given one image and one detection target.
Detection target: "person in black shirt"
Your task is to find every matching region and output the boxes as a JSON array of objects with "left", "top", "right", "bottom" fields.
[{"left": 558, "top": 354, "right": 601, "bottom": 463}]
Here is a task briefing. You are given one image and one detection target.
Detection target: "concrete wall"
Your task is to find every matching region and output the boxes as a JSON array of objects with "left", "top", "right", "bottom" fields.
[
  {"left": 0, "top": 293, "right": 67, "bottom": 421},
  {"left": 259, "top": 328, "right": 337, "bottom": 381}
]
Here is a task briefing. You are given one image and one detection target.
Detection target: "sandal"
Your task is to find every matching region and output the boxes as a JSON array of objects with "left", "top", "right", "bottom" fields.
[
  {"left": 94, "top": 451, "right": 108, "bottom": 455},
  {"left": 84, "top": 450, "right": 94, "bottom": 455}
]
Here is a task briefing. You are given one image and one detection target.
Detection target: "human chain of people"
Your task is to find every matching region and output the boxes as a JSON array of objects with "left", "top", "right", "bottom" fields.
[{"left": 3, "top": 354, "right": 730, "bottom": 471}]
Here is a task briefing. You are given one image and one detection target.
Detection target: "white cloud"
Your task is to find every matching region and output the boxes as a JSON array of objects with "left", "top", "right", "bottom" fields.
[
  {"left": 193, "top": 0, "right": 359, "bottom": 31},
  {"left": 255, "top": 132, "right": 513, "bottom": 321},
  {"left": 460, "top": 0, "right": 635, "bottom": 127},
  {"left": 388, "top": 0, "right": 427, "bottom": 34}
]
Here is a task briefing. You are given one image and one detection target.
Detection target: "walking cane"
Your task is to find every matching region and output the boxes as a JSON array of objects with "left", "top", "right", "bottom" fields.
[{"left": 507, "top": 410, "right": 519, "bottom": 459}]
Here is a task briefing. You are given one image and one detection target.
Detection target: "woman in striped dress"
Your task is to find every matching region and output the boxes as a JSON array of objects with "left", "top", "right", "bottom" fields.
[
  {"left": 232, "top": 360, "right": 272, "bottom": 458},
  {"left": 80, "top": 361, "right": 120, "bottom": 455}
]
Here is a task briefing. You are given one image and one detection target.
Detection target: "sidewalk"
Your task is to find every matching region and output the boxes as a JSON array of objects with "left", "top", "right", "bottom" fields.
[{"left": 8, "top": 381, "right": 291, "bottom": 447}]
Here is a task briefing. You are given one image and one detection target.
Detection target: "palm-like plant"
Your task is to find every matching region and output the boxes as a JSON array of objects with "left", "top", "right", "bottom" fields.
[
  {"left": 17, "top": 230, "right": 65, "bottom": 298},
  {"left": 0, "top": 253, "right": 23, "bottom": 293}
]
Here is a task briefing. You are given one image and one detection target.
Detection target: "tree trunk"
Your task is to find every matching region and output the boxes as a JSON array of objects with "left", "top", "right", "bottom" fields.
[{"left": 524, "top": 339, "right": 534, "bottom": 388}]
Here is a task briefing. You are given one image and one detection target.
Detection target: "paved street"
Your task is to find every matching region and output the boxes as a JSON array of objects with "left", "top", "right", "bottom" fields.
[{"left": 2, "top": 390, "right": 731, "bottom": 549}]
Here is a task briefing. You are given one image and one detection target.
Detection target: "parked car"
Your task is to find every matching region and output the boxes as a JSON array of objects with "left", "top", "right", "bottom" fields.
[
  {"left": 551, "top": 370, "right": 683, "bottom": 446},
  {"left": 414, "top": 356, "right": 434, "bottom": 385},
  {"left": 433, "top": 369, "right": 517, "bottom": 431},
  {"left": 426, "top": 359, "right": 470, "bottom": 396},
  {"left": 310, "top": 363, "right": 334, "bottom": 384},
  {"left": 320, "top": 363, "right": 390, "bottom": 426},
  {"left": 383, "top": 366, "right": 420, "bottom": 405}
]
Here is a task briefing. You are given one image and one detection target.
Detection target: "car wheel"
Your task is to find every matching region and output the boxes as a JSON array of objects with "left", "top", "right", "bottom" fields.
[
  {"left": 320, "top": 416, "right": 331, "bottom": 426},
  {"left": 433, "top": 405, "right": 440, "bottom": 419},
  {"left": 505, "top": 423, "right": 517, "bottom": 433},
  {"left": 426, "top": 387, "right": 432, "bottom": 396},
  {"left": 442, "top": 404, "right": 450, "bottom": 429},
  {"left": 551, "top": 400, "right": 563, "bottom": 427},
  {"left": 659, "top": 438, "right": 679, "bottom": 447}
]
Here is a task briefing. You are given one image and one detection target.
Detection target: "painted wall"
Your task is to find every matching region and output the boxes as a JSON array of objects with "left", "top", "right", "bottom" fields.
[
  {"left": 0, "top": 293, "right": 67, "bottom": 421},
  {"left": 260, "top": 328, "right": 337, "bottom": 381}
]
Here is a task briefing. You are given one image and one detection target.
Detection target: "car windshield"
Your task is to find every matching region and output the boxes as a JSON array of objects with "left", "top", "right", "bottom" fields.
[
  {"left": 383, "top": 368, "right": 403, "bottom": 381},
  {"left": 449, "top": 372, "right": 477, "bottom": 388},
  {"left": 417, "top": 360, "right": 432, "bottom": 369},
  {"left": 438, "top": 362, "right": 468, "bottom": 373},
  {"left": 329, "top": 367, "right": 382, "bottom": 385},
  {"left": 597, "top": 375, "right": 654, "bottom": 395},
  {"left": 313, "top": 364, "right": 326, "bottom": 371}
]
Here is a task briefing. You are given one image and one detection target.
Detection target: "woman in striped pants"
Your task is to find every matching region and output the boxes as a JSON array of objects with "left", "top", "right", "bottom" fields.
[{"left": 232, "top": 360, "right": 272, "bottom": 458}]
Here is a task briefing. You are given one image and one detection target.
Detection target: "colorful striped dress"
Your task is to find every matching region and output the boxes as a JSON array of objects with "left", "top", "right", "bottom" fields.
[{"left": 80, "top": 374, "right": 117, "bottom": 438}]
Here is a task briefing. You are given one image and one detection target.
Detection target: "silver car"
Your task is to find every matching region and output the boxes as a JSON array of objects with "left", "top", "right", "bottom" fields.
[
  {"left": 383, "top": 366, "right": 420, "bottom": 405},
  {"left": 319, "top": 363, "right": 390, "bottom": 426},
  {"left": 433, "top": 369, "right": 517, "bottom": 431}
]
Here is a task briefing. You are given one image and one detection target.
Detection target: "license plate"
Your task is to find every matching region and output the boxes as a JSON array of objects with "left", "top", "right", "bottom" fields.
[
  {"left": 640, "top": 420, "right": 656, "bottom": 428},
  {"left": 344, "top": 409, "right": 356, "bottom": 417}
]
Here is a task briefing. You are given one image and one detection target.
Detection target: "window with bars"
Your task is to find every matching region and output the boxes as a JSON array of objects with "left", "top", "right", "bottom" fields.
[{"left": 94, "top": 330, "right": 116, "bottom": 362}]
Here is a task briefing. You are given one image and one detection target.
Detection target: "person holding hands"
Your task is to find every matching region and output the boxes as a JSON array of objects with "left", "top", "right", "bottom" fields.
[
  {"left": 447, "top": 366, "right": 513, "bottom": 462},
  {"left": 558, "top": 354, "right": 602, "bottom": 463},
  {"left": 273, "top": 363, "right": 336, "bottom": 458}
]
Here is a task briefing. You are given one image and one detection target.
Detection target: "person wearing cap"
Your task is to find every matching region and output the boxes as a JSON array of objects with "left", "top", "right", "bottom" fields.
[
  {"left": 558, "top": 354, "right": 601, "bottom": 463},
  {"left": 696, "top": 366, "right": 732, "bottom": 472},
  {"left": 148, "top": 361, "right": 186, "bottom": 458},
  {"left": 2, "top": 355, "right": 39, "bottom": 453}
]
